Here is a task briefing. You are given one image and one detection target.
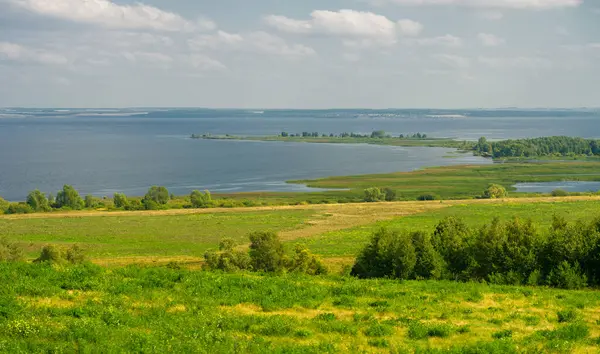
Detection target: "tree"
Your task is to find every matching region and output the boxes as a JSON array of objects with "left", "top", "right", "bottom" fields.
[
  {"left": 113, "top": 193, "right": 129, "bottom": 209},
  {"left": 248, "top": 231, "right": 285, "bottom": 272},
  {"left": 483, "top": 184, "right": 507, "bottom": 199},
  {"left": 0, "top": 197, "right": 10, "bottom": 214},
  {"left": 371, "top": 130, "right": 386, "bottom": 139},
  {"left": 351, "top": 228, "right": 416, "bottom": 279},
  {"left": 84, "top": 195, "right": 98, "bottom": 209},
  {"left": 383, "top": 188, "right": 397, "bottom": 201},
  {"left": 204, "top": 238, "right": 251, "bottom": 272},
  {"left": 190, "top": 190, "right": 212, "bottom": 208},
  {"left": 0, "top": 238, "right": 24, "bottom": 262},
  {"left": 144, "top": 186, "right": 170, "bottom": 205},
  {"left": 364, "top": 187, "right": 384, "bottom": 202},
  {"left": 26, "top": 190, "right": 51, "bottom": 212},
  {"left": 55, "top": 185, "right": 84, "bottom": 210},
  {"left": 281, "top": 132, "right": 289, "bottom": 137}
]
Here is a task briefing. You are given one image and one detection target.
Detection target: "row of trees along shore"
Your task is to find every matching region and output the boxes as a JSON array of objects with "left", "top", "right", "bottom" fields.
[
  {"left": 0, "top": 185, "right": 213, "bottom": 214},
  {"left": 279, "top": 131, "right": 429, "bottom": 139},
  {"left": 475, "top": 136, "right": 600, "bottom": 158}
]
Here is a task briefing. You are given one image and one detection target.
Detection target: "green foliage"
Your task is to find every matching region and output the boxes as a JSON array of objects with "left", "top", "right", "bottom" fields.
[
  {"left": 483, "top": 184, "right": 507, "bottom": 199},
  {"left": 25, "top": 190, "right": 50, "bottom": 212},
  {"left": 0, "top": 197, "right": 9, "bottom": 213},
  {"left": 408, "top": 321, "right": 453, "bottom": 339},
  {"left": 0, "top": 238, "right": 23, "bottom": 262},
  {"left": 249, "top": 231, "right": 285, "bottom": 273},
  {"left": 383, "top": 188, "right": 397, "bottom": 201},
  {"left": 411, "top": 231, "right": 444, "bottom": 280},
  {"left": 144, "top": 186, "right": 170, "bottom": 206},
  {"left": 84, "top": 195, "right": 98, "bottom": 209},
  {"left": 55, "top": 185, "right": 84, "bottom": 210},
  {"left": 190, "top": 190, "right": 213, "bottom": 208},
  {"left": 34, "top": 244, "right": 86, "bottom": 265},
  {"left": 474, "top": 136, "right": 600, "bottom": 158},
  {"left": 417, "top": 193, "right": 440, "bottom": 201},
  {"left": 4, "top": 203, "right": 34, "bottom": 215},
  {"left": 370, "top": 130, "right": 386, "bottom": 139},
  {"left": 557, "top": 309, "right": 579, "bottom": 323},
  {"left": 287, "top": 244, "right": 328, "bottom": 275},
  {"left": 492, "top": 329, "right": 513, "bottom": 339},
  {"left": 363, "top": 187, "right": 384, "bottom": 202},
  {"left": 547, "top": 262, "right": 588, "bottom": 289},
  {"left": 351, "top": 228, "right": 416, "bottom": 279},
  {"left": 552, "top": 189, "right": 569, "bottom": 197},
  {"left": 204, "top": 238, "right": 251, "bottom": 272},
  {"left": 113, "top": 193, "right": 129, "bottom": 209}
]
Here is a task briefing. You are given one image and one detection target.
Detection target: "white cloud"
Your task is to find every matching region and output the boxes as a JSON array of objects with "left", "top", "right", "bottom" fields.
[
  {"left": 477, "top": 11, "right": 504, "bottom": 20},
  {"left": 247, "top": 32, "right": 316, "bottom": 57},
  {"left": 9, "top": 0, "right": 215, "bottom": 32},
  {"left": 0, "top": 41, "right": 68, "bottom": 65},
  {"left": 478, "top": 56, "right": 552, "bottom": 69},
  {"left": 407, "top": 34, "right": 463, "bottom": 47},
  {"left": 478, "top": 33, "right": 505, "bottom": 47},
  {"left": 377, "top": 0, "right": 581, "bottom": 9},
  {"left": 434, "top": 54, "right": 470, "bottom": 68},
  {"left": 188, "top": 31, "right": 244, "bottom": 50},
  {"left": 188, "top": 55, "right": 227, "bottom": 71},
  {"left": 265, "top": 10, "right": 423, "bottom": 45}
]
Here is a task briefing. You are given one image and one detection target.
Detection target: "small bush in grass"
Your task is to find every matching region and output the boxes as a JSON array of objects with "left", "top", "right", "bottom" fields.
[
  {"left": 557, "top": 309, "right": 579, "bottom": 323},
  {"left": 368, "top": 338, "right": 389, "bottom": 348},
  {"left": 551, "top": 189, "right": 569, "bottom": 197},
  {"left": 294, "top": 329, "right": 312, "bottom": 338},
  {"left": 204, "top": 238, "right": 251, "bottom": 272},
  {"left": 287, "top": 244, "right": 328, "bottom": 275},
  {"left": 314, "top": 313, "right": 336, "bottom": 321},
  {"left": 408, "top": 321, "right": 453, "bottom": 339},
  {"left": 0, "top": 238, "right": 24, "bottom": 262},
  {"left": 417, "top": 193, "right": 439, "bottom": 201},
  {"left": 5, "top": 203, "right": 34, "bottom": 215},
  {"left": 364, "top": 187, "right": 384, "bottom": 202},
  {"left": 483, "top": 184, "right": 507, "bottom": 199},
  {"left": 34, "top": 245, "right": 86, "bottom": 265},
  {"left": 364, "top": 323, "right": 394, "bottom": 337},
  {"left": 113, "top": 193, "right": 129, "bottom": 209},
  {"left": 547, "top": 262, "right": 588, "bottom": 289},
  {"left": 66, "top": 245, "right": 86, "bottom": 264},
  {"left": 537, "top": 323, "right": 589, "bottom": 341},
  {"left": 492, "top": 329, "right": 513, "bottom": 339}
]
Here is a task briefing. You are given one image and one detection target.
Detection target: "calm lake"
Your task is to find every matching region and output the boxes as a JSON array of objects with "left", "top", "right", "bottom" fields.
[{"left": 0, "top": 108, "right": 598, "bottom": 200}]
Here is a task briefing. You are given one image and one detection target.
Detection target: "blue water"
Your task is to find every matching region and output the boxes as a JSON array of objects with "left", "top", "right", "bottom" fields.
[
  {"left": 0, "top": 108, "right": 598, "bottom": 200},
  {"left": 514, "top": 182, "right": 600, "bottom": 193}
]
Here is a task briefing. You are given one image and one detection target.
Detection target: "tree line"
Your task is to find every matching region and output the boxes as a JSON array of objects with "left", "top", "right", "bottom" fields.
[
  {"left": 351, "top": 214, "right": 600, "bottom": 289},
  {"left": 280, "top": 131, "right": 429, "bottom": 139},
  {"left": 0, "top": 185, "right": 214, "bottom": 214},
  {"left": 474, "top": 136, "right": 600, "bottom": 158}
]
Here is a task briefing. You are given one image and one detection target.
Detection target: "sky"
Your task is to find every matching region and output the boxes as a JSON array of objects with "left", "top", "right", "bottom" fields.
[{"left": 0, "top": 0, "right": 598, "bottom": 108}]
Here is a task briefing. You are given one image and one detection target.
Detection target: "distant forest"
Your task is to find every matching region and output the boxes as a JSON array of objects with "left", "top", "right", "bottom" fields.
[{"left": 474, "top": 136, "right": 600, "bottom": 158}]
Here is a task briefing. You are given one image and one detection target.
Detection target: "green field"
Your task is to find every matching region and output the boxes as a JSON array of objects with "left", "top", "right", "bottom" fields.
[{"left": 2, "top": 263, "right": 600, "bottom": 353}]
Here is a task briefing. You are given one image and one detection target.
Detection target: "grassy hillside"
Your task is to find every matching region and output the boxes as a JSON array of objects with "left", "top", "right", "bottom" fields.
[{"left": 1, "top": 263, "right": 599, "bottom": 353}]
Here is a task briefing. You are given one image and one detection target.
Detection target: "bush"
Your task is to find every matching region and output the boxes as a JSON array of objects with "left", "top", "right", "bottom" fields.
[
  {"left": 417, "top": 193, "right": 439, "bottom": 201},
  {"left": 351, "top": 228, "right": 416, "bottom": 279},
  {"left": 113, "top": 193, "right": 129, "bottom": 209},
  {"left": 408, "top": 321, "right": 453, "bottom": 339},
  {"left": 144, "top": 186, "right": 170, "bottom": 205},
  {"left": 287, "top": 244, "right": 328, "bottom": 275},
  {"left": 551, "top": 189, "right": 569, "bottom": 197},
  {"left": 66, "top": 245, "right": 86, "bottom": 264},
  {"left": 364, "top": 187, "right": 384, "bottom": 202},
  {"left": 557, "top": 309, "right": 579, "bottom": 323},
  {"left": 55, "top": 185, "right": 84, "bottom": 210},
  {"left": 190, "top": 190, "right": 212, "bottom": 208},
  {"left": 547, "top": 261, "right": 588, "bottom": 289},
  {"left": 249, "top": 231, "right": 285, "bottom": 273},
  {"left": 412, "top": 231, "right": 444, "bottom": 280},
  {"left": 382, "top": 188, "right": 397, "bottom": 202},
  {"left": 483, "top": 184, "right": 507, "bottom": 199},
  {"left": 0, "top": 197, "right": 9, "bottom": 213},
  {"left": 5, "top": 203, "right": 34, "bottom": 215},
  {"left": 34, "top": 245, "right": 86, "bottom": 265},
  {"left": 26, "top": 189, "right": 51, "bottom": 212},
  {"left": 84, "top": 195, "right": 98, "bottom": 209},
  {"left": 204, "top": 239, "right": 251, "bottom": 272},
  {"left": 0, "top": 238, "right": 24, "bottom": 262}
]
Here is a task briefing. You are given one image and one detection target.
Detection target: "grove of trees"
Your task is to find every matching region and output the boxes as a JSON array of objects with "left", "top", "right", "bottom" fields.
[
  {"left": 351, "top": 215, "right": 600, "bottom": 289},
  {"left": 475, "top": 136, "right": 600, "bottom": 158}
]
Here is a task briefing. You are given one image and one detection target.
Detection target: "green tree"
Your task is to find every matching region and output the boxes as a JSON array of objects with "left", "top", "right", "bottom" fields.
[
  {"left": 190, "top": 190, "right": 212, "bottom": 208},
  {"left": 248, "top": 231, "right": 285, "bottom": 272},
  {"left": 483, "top": 184, "right": 507, "bottom": 199},
  {"left": 364, "top": 187, "right": 384, "bottom": 202},
  {"left": 0, "top": 238, "right": 24, "bottom": 262},
  {"left": 84, "top": 195, "right": 98, "bottom": 209},
  {"left": 113, "top": 193, "right": 129, "bottom": 209},
  {"left": 55, "top": 185, "right": 84, "bottom": 210},
  {"left": 412, "top": 231, "right": 444, "bottom": 280},
  {"left": 383, "top": 188, "right": 397, "bottom": 202},
  {"left": 204, "top": 238, "right": 251, "bottom": 272},
  {"left": 371, "top": 130, "right": 386, "bottom": 139},
  {"left": 144, "top": 186, "right": 170, "bottom": 205},
  {"left": 0, "top": 197, "right": 10, "bottom": 213},
  {"left": 26, "top": 190, "right": 51, "bottom": 212},
  {"left": 287, "top": 244, "right": 328, "bottom": 275}
]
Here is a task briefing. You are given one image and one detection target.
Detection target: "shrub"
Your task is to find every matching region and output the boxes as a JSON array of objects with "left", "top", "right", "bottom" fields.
[
  {"left": 113, "top": 193, "right": 129, "bottom": 209},
  {"left": 417, "top": 193, "right": 439, "bottom": 201},
  {"left": 204, "top": 239, "right": 251, "bottom": 272},
  {"left": 26, "top": 189, "right": 51, "bottom": 212},
  {"left": 492, "top": 329, "right": 513, "bottom": 339},
  {"left": 557, "top": 309, "right": 579, "bottom": 323},
  {"left": 0, "top": 197, "right": 9, "bottom": 213},
  {"left": 249, "top": 231, "right": 285, "bottom": 272},
  {"left": 66, "top": 245, "right": 86, "bottom": 264},
  {"left": 84, "top": 195, "right": 98, "bottom": 209},
  {"left": 5, "top": 203, "right": 34, "bottom": 215},
  {"left": 382, "top": 188, "right": 397, "bottom": 202},
  {"left": 431, "top": 217, "right": 473, "bottom": 278},
  {"left": 190, "top": 190, "right": 212, "bottom": 208},
  {"left": 287, "top": 244, "right": 328, "bottom": 275},
  {"left": 144, "top": 186, "right": 170, "bottom": 205},
  {"left": 538, "top": 323, "right": 590, "bottom": 341},
  {"left": 547, "top": 261, "right": 588, "bottom": 289},
  {"left": 408, "top": 321, "right": 453, "bottom": 339},
  {"left": 364, "top": 187, "right": 384, "bottom": 202},
  {"left": 351, "top": 228, "right": 416, "bottom": 279},
  {"left": 551, "top": 189, "right": 569, "bottom": 197},
  {"left": 55, "top": 185, "right": 84, "bottom": 210},
  {"left": 364, "top": 323, "right": 394, "bottom": 337},
  {"left": 483, "top": 184, "right": 507, "bottom": 199},
  {"left": 34, "top": 245, "right": 86, "bottom": 265},
  {"left": 0, "top": 238, "right": 24, "bottom": 262},
  {"left": 412, "top": 231, "right": 444, "bottom": 280}
]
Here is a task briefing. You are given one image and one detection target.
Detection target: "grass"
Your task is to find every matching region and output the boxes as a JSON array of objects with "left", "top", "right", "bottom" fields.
[
  {"left": 0, "top": 209, "right": 315, "bottom": 259},
  {"left": 1, "top": 262, "right": 600, "bottom": 353},
  {"left": 297, "top": 200, "right": 600, "bottom": 257}
]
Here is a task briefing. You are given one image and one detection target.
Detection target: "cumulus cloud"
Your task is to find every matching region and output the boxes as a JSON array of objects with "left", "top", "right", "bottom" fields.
[
  {"left": 376, "top": 0, "right": 581, "bottom": 9},
  {"left": 188, "top": 31, "right": 244, "bottom": 50},
  {"left": 9, "top": 0, "right": 215, "bottom": 32},
  {"left": 434, "top": 54, "right": 470, "bottom": 68},
  {"left": 265, "top": 10, "right": 423, "bottom": 45},
  {"left": 407, "top": 34, "right": 463, "bottom": 47},
  {"left": 478, "top": 33, "right": 505, "bottom": 46},
  {"left": 0, "top": 41, "right": 68, "bottom": 65}
]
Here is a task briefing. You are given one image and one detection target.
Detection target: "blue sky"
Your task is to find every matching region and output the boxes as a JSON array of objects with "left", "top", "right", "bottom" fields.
[{"left": 0, "top": 0, "right": 598, "bottom": 108}]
